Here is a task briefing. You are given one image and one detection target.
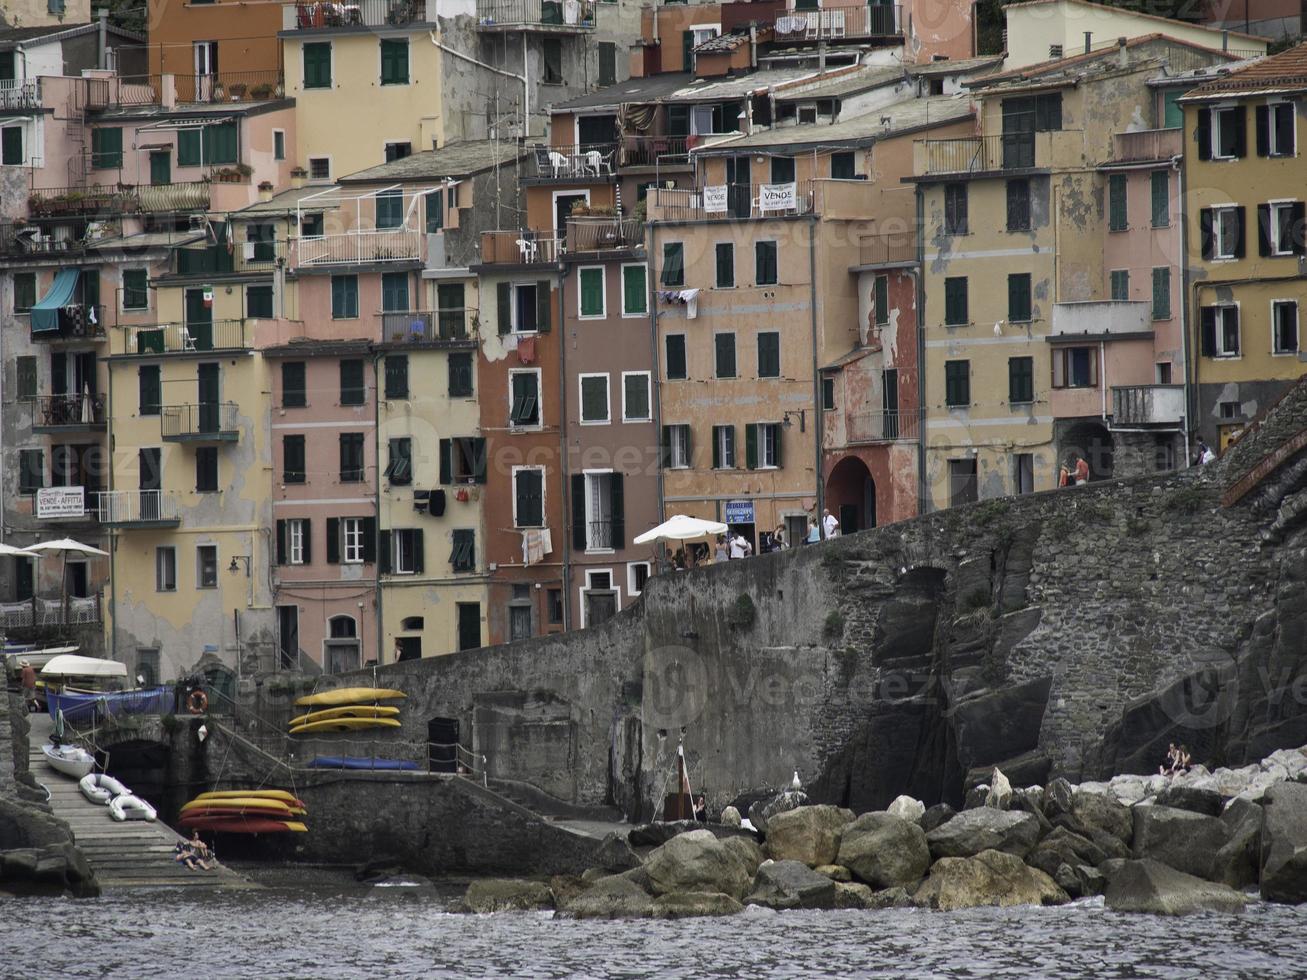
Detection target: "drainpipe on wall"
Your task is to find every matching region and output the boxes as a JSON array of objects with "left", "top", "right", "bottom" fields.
[
  {"left": 373, "top": 350, "right": 383, "bottom": 665},
  {"left": 556, "top": 270, "right": 572, "bottom": 633},
  {"left": 107, "top": 368, "right": 116, "bottom": 663},
  {"left": 429, "top": 31, "right": 530, "bottom": 138},
  {"left": 1175, "top": 152, "right": 1194, "bottom": 467},
  {"left": 914, "top": 185, "right": 928, "bottom": 514},
  {"left": 648, "top": 220, "right": 665, "bottom": 528},
  {"left": 807, "top": 216, "right": 825, "bottom": 526},
  {"left": 1099, "top": 341, "right": 1107, "bottom": 419},
  {"left": 98, "top": 9, "right": 108, "bottom": 70}
]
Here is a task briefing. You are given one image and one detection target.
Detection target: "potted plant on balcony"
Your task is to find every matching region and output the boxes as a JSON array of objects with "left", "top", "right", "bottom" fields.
[
  {"left": 227, "top": 82, "right": 248, "bottom": 101},
  {"left": 250, "top": 82, "right": 275, "bottom": 100}
]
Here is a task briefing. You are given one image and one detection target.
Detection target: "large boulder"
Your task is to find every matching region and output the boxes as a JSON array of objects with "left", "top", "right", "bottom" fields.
[
  {"left": 926, "top": 808, "right": 1041, "bottom": 860},
  {"left": 985, "top": 769, "right": 1013, "bottom": 810},
  {"left": 1260, "top": 782, "right": 1307, "bottom": 903},
  {"left": 836, "top": 812, "right": 931, "bottom": 888},
  {"left": 0, "top": 798, "right": 73, "bottom": 849},
  {"left": 886, "top": 795, "right": 926, "bottom": 824},
  {"left": 745, "top": 860, "right": 837, "bottom": 910},
  {"left": 1026, "top": 826, "right": 1109, "bottom": 880},
  {"left": 1212, "top": 798, "right": 1262, "bottom": 889},
  {"left": 719, "top": 836, "right": 764, "bottom": 878},
  {"left": 628, "top": 821, "right": 700, "bottom": 848},
  {"left": 1131, "top": 806, "right": 1229, "bottom": 880},
  {"left": 764, "top": 805, "right": 854, "bottom": 867},
  {"left": 748, "top": 790, "right": 808, "bottom": 834},
  {"left": 922, "top": 804, "right": 956, "bottom": 833},
  {"left": 594, "top": 832, "right": 642, "bottom": 872},
  {"left": 1043, "top": 777, "right": 1075, "bottom": 820},
  {"left": 720, "top": 806, "right": 742, "bottom": 829},
  {"left": 557, "top": 874, "right": 655, "bottom": 919},
  {"left": 462, "top": 878, "right": 554, "bottom": 913},
  {"left": 913, "top": 849, "right": 1069, "bottom": 911},
  {"left": 1062, "top": 790, "right": 1132, "bottom": 845},
  {"left": 643, "top": 829, "right": 752, "bottom": 900},
  {"left": 1155, "top": 784, "right": 1223, "bottom": 817},
  {"left": 651, "top": 892, "right": 743, "bottom": 919},
  {"left": 1104, "top": 859, "right": 1246, "bottom": 915}
]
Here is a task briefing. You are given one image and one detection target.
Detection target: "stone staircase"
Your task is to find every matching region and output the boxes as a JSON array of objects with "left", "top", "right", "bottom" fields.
[{"left": 27, "top": 714, "right": 256, "bottom": 891}]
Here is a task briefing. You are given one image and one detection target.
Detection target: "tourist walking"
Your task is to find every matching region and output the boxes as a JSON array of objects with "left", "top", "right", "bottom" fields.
[
  {"left": 729, "top": 533, "right": 752, "bottom": 560},
  {"left": 713, "top": 536, "right": 729, "bottom": 563},
  {"left": 822, "top": 509, "right": 840, "bottom": 539},
  {"left": 19, "top": 659, "right": 37, "bottom": 713}
]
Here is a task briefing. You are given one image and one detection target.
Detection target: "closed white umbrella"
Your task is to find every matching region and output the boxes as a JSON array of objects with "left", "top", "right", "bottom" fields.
[{"left": 633, "top": 514, "right": 729, "bottom": 545}]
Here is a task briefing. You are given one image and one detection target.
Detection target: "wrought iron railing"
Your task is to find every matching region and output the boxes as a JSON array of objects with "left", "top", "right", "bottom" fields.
[
  {"left": 622, "top": 135, "right": 691, "bottom": 168},
  {"left": 115, "top": 319, "right": 251, "bottom": 356},
  {"left": 173, "top": 70, "right": 285, "bottom": 105},
  {"left": 566, "top": 217, "right": 643, "bottom": 252},
  {"left": 288, "top": 0, "right": 434, "bottom": 29},
  {"left": 476, "top": 0, "right": 597, "bottom": 28},
  {"left": 773, "top": 3, "right": 902, "bottom": 40},
  {"left": 30, "top": 394, "right": 106, "bottom": 429},
  {"left": 161, "top": 402, "right": 240, "bottom": 439},
  {"left": 525, "top": 142, "right": 618, "bottom": 180},
  {"left": 845, "top": 409, "right": 921, "bottom": 444},
  {"left": 380, "top": 309, "right": 478, "bottom": 343}
]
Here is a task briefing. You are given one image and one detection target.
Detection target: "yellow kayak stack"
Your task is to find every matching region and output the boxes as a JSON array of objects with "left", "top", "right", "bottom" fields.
[
  {"left": 180, "top": 789, "right": 310, "bottom": 835},
  {"left": 288, "top": 687, "right": 406, "bottom": 736}
]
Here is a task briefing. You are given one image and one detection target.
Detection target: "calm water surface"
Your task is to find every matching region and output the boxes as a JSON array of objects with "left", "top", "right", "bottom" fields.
[{"left": 3, "top": 889, "right": 1302, "bottom": 978}]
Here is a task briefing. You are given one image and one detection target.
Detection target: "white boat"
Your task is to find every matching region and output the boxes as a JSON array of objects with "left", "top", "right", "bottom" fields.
[
  {"left": 109, "top": 794, "right": 156, "bottom": 822},
  {"left": 42, "top": 742, "right": 95, "bottom": 779},
  {"left": 79, "top": 772, "right": 130, "bottom": 805}
]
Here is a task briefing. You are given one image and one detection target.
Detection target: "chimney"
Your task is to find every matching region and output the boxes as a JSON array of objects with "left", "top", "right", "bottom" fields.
[
  {"left": 1118, "top": 36, "right": 1128, "bottom": 69},
  {"left": 98, "top": 9, "right": 108, "bottom": 70},
  {"left": 258, "top": 181, "right": 274, "bottom": 202},
  {"left": 1083, "top": 32, "right": 1092, "bottom": 54},
  {"left": 290, "top": 167, "right": 306, "bottom": 189}
]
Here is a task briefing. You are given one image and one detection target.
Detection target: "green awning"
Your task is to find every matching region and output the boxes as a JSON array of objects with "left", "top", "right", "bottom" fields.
[{"left": 30, "top": 268, "right": 79, "bottom": 334}]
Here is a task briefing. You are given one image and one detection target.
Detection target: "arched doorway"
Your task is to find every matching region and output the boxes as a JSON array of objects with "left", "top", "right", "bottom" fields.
[
  {"left": 826, "top": 456, "right": 877, "bottom": 533},
  {"left": 1060, "top": 421, "right": 1115, "bottom": 481}
]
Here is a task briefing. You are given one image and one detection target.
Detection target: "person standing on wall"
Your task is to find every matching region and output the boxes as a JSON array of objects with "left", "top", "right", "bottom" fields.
[
  {"left": 19, "top": 659, "right": 37, "bottom": 713},
  {"left": 822, "top": 509, "right": 840, "bottom": 539},
  {"left": 1073, "top": 455, "right": 1090, "bottom": 486}
]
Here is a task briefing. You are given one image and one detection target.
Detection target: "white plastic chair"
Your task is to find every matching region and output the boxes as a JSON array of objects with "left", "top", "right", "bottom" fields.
[
  {"left": 547, "top": 152, "right": 568, "bottom": 179},
  {"left": 516, "top": 238, "right": 538, "bottom": 263}
]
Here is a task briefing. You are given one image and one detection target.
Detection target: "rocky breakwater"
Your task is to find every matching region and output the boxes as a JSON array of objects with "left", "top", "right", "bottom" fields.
[
  {"left": 457, "top": 742, "right": 1307, "bottom": 919},
  {"left": 0, "top": 702, "right": 99, "bottom": 897}
]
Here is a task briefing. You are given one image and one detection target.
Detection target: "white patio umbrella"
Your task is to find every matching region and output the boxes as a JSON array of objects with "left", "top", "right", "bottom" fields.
[
  {"left": 633, "top": 514, "right": 729, "bottom": 545},
  {"left": 0, "top": 543, "right": 38, "bottom": 558},
  {"left": 25, "top": 539, "right": 109, "bottom": 623}
]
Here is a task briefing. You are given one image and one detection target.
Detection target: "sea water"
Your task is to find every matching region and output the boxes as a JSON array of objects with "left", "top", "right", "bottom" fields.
[{"left": 2, "top": 890, "right": 1302, "bottom": 978}]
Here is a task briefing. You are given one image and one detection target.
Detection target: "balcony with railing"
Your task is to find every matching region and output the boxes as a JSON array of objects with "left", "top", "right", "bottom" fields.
[
  {"left": 913, "top": 131, "right": 1072, "bottom": 178},
  {"left": 84, "top": 75, "right": 163, "bottom": 109},
  {"left": 112, "top": 319, "right": 252, "bottom": 357},
  {"left": 379, "top": 309, "right": 480, "bottom": 345},
  {"left": 173, "top": 71, "right": 285, "bottom": 105},
  {"left": 621, "top": 135, "right": 691, "bottom": 169},
  {"left": 845, "top": 409, "right": 921, "bottom": 445},
  {"left": 565, "top": 217, "right": 643, "bottom": 254},
  {"left": 854, "top": 231, "right": 917, "bottom": 268},
  {"left": 648, "top": 178, "right": 878, "bottom": 223},
  {"left": 161, "top": 402, "right": 241, "bottom": 442},
  {"left": 29, "top": 305, "right": 105, "bottom": 343},
  {"left": 524, "top": 143, "right": 618, "bottom": 182},
  {"left": 0, "top": 593, "right": 102, "bottom": 630},
  {"left": 93, "top": 490, "right": 180, "bottom": 528},
  {"left": 773, "top": 3, "right": 903, "bottom": 41},
  {"left": 29, "top": 182, "right": 210, "bottom": 218},
  {"left": 1051, "top": 300, "right": 1151, "bottom": 339},
  {"left": 285, "top": 0, "right": 436, "bottom": 31},
  {"left": 0, "top": 78, "right": 41, "bottom": 111},
  {"left": 479, "top": 230, "right": 564, "bottom": 266},
  {"left": 30, "top": 394, "right": 107, "bottom": 433},
  {"left": 1110, "top": 128, "right": 1182, "bottom": 164},
  {"left": 295, "top": 228, "right": 423, "bottom": 267},
  {"left": 476, "top": 0, "right": 597, "bottom": 31},
  {"left": 1112, "top": 384, "right": 1185, "bottom": 428}
]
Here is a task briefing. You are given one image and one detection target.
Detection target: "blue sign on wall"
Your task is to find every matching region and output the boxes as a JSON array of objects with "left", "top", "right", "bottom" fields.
[{"left": 724, "top": 500, "right": 755, "bottom": 525}]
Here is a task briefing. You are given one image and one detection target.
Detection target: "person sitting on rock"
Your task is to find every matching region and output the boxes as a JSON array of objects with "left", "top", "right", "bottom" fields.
[
  {"left": 693, "top": 795, "right": 707, "bottom": 822},
  {"left": 1159, "top": 742, "right": 1179, "bottom": 775},
  {"left": 1176, "top": 745, "right": 1192, "bottom": 773}
]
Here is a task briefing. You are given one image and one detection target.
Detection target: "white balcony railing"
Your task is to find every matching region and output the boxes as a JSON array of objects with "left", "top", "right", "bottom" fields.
[
  {"left": 296, "top": 228, "right": 423, "bottom": 267},
  {"left": 93, "top": 490, "right": 178, "bottom": 525}
]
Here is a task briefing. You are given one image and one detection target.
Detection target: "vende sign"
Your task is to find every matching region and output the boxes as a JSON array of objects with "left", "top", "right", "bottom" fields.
[
  {"left": 758, "top": 182, "right": 797, "bottom": 212},
  {"left": 702, "top": 185, "right": 728, "bottom": 213},
  {"left": 36, "top": 486, "right": 85, "bottom": 519}
]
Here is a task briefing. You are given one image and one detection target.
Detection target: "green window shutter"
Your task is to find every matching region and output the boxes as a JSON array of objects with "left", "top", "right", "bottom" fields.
[
  {"left": 123, "top": 269, "right": 149, "bottom": 309},
  {"left": 331, "top": 275, "right": 357, "bottom": 318},
  {"left": 381, "top": 270, "right": 408, "bottom": 312},
  {"left": 715, "top": 243, "right": 734, "bottom": 288},
  {"left": 425, "top": 192, "right": 443, "bottom": 232},
  {"left": 177, "top": 129, "right": 202, "bottom": 166},
  {"left": 206, "top": 122, "right": 238, "bottom": 165},
  {"left": 377, "top": 190, "right": 403, "bottom": 230},
  {"left": 535, "top": 280, "right": 552, "bottom": 332},
  {"left": 497, "top": 282, "right": 512, "bottom": 334},
  {"left": 874, "top": 274, "right": 889, "bottom": 326},
  {"left": 712, "top": 426, "right": 722, "bottom": 468},
  {"left": 773, "top": 424, "right": 783, "bottom": 469},
  {"left": 16, "top": 357, "right": 36, "bottom": 399},
  {"left": 580, "top": 268, "right": 604, "bottom": 316},
  {"left": 1109, "top": 270, "right": 1129, "bottom": 301},
  {"left": 623, "top": 264, "right": 647, "bottom": 315},
  {"left": 282, "top": 362, "right": 306, "bottom": 407},
  {"left": 944, "top": 277, "right": 967, "bottom": 325},
  {"left": 665, "top": 335, "right": 686, "bottom": 379},
  {"left": 139, "top": 365, "right": 161, "bottom": 415},
  {"left": 1150, "top": 170, "right": 1169, "bottom": 227},
  {"left": 1151, "top": 267, "right": 1171, "bottom": 320},
  {"left": 380, "top": 40, "right": 409, "bottom": 85},
  {"left": 92, "top": 127, "right": 123, "bottom": 169},
  {"left": 661, "top": 243, "right": 684, "bottom": 286},
  {"left": 755, "top": 241, "right": 777, "bottom": 285},
  {"left": 1109, "top": 173, "right": 1127, "bottom": 231},
  {"left": 1008, "top": 274, "right": 1031, "bottom": 322},
  {"left": 304, "top": 43, "right": 332, "bottom": 89},
  {"left": 1008, "top": 357, "right": 1033, "bottom": 403},
  {"left": 745, "top": 424, "right": 758, "bottom": 469},
  {"left": 945, "top": 360, "right": 969, "bottom": 406},
  {"left": 247, "top": 285, "right": 273, "bottom": 318},
  {"left": 758, "top": 333, "right": 779, "bottom": 378},
  {"left": 1, "top": 126, "right": 21, "bottom": 165}
]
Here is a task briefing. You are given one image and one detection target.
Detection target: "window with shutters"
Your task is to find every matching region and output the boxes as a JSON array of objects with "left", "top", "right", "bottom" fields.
[
  {"left": 513, "top": 467, "right": 545, "bottom": 527},
  {"left": 247, "top": 284, "right": 273, "bottom": 319},
  {"left": 661, "top": 242, "right": 685, "bottom": 286},
  {"left": 384, "top": 355, "right": 408, "bottom": 399},
  {"left": 1151, "top": 267, "right": 1171, "bottom": 320},
  {"left": 830, "top": 151, "right": 855, "bottom": 179},
  {"left": 1151, "top": 170, "right": 1169, "bottom": 228},
  {"left": 581, "top": 471, "right": 621, "bottom": 551},
  {"left": 755, "top": 422, "right": 781, "bottom": 468},
  {"left": 441, "top": 436, "right": 485, "bottom": 484},
  {"left": 714, "top": 332, "right": 736, "bottom": 378},
  {"left": 1264, "top": 101, "right": 1295, "bottom": 157},
  {"left": 757, "top": 332, "right": 780, "bottom": 378},
  {"left": 1052, "top": 346, "right": 1098, "bottom": 387},
  {"left": 622, "top": 371, "right": 651, "bottom": 422},
  {"left": 1201, "top": 304, "right": 1241, "bottom": 355},
  {"left": 92, "top": 127, "right": 123, "bottom": 169},
  {"left": 177, "top": 128, "right": 202, "bottom": 166},
  {"left": 283, "top": 434, "right": 306, "bottom": 483},
  {"left": 376, "top": 190, "right": 403, "bottom": 230},
  {"left": 19, "top": 449, "right": 43, "bottom": 494},
  {"left": 339, "top": 432, "right": 365, "bottom": 481},
  {"left": 944, "top": 183, "right": 968, "bottom": 235},
  {"left": 874, "top": 274, "right": 889, "bottom": 327},
  {"left": 1110, "top": 270, "right": 1129, "bottom": 301},
  {"left": 390, "top": 529, "right": 422, "bottom": 574},
  {"left": 16, "top": 356, "right": 36, "bottom": 400},
  {"left": 331, "top": 275, "right": 358, "bottom": 318},
  {"left": 822, "top": 376, "right": 835, "bottom": 411},
  {"left": 1273, "top": 300, "right": 1299, "bottom": 354},
  {"left": 303, "top": 42, "right": 332, "bottom": 89},
  {"left": 12, "top": 271, "right": 35, "bottom": 314},
  {"left": 1212, "top": 105, "right": 1245, "bottom": 159},
  {"left": 1008, "top": 356, "right": 1033, "bottom": 404},
  {"left": 599, "top": 41, "right": 617, "bottom": 86},
  {"left": 579, "top": 373, "right": 610, "bottom": 424},
  {"left": 944, "top": 360, "right": 969, "bottom": 406},
  {"left": 139, "top": 365, "right": 161, "bottom": 416},
  {"left": 1008, "top": 273, "right": 1032, "bottom": 322},
  {"left": 282, "top": 362, "right": 306, "bottom": 407},
  {"left": 665, "top": 424, "right": 691, "bottom": 468},
  {"left": 122, "top": 269, "right": 148, "bottom": 310},
  {"left": 509, "top": 369, "right": 541, "bottom": 427},
  {"left": 665, "top": 334, "right": 687, "bottom": 380},
  {"left": 755, "top": 241, "right": 778, "bottom": 285},
  {"left": 385, "top": 437, "right": 412, "bottom": 485},
  {"left": 196, "top": 447, "right": 218, "bottom": 492},
  {"left": 273, "top": 130, "right": 285, "bottom": 161},
  {"left": 342, "top": 517, "right": 365, "bottom": 563},
  {"left": 542, "top": 38, "right": 563, "bottom": 84},
  {"left": 944, "top": 276, "right": 967, "bottom": 325},
  {"left": 286, "top": 519, "right": 307, "bottom": 565},
  {"left": 340, "top": 359, "right": 365, "bottom": 405},
  {"left": 1265, "top": 200, "right": 1305, "bottom": 256},
  {"left": 156, "top": 547, "right": 177, "bottom": 591},
  {"left": 1006, "top": 179, "right": 1030, "bottom": 232},
  {"left": 451, "top": 529, "right": 475, "bottom": 572},
  {"left": 1, "top": 124, "right": 23, "bottom": 165},
  {"left": 504, "top": 281, "right": 548, "bottom": 332},
  {"left": 712, "top": 424, "right": 736, "bottom": 468},
  {"left": 1108, "top": 174, "right": 1127, "bottom": 231},
  {"left": 715, "top": 242, "right": 735, "bottom": 288},
  {"left": 578, "top": 266, "right": 605, "bottom": 318},
  {"left": 197, "top": 545, "right": 218, "bottom": 589},
  {"left": 380, "top": 39, "right": 409, "bottom": 85},
  {"left": 1212, "top": 206, "right": 1243, "bottom": 260},
  {"left": 621, "top": 263, "right": 647, "bottom": 316},
  {"left": 448, "top": 352, "right": 473, "bottom": 397}
]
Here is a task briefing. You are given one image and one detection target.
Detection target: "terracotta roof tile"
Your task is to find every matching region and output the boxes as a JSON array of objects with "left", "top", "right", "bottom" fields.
[{"left": 1185, "top": 41, "right": 1307, "bottom": 96}]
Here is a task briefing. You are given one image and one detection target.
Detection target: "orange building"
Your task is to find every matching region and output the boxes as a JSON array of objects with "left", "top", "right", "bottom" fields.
[{"left": 146, "top": 0, "right": 282, "bottom": 93}]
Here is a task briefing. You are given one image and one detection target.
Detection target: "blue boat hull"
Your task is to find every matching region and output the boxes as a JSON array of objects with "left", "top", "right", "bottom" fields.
[
  {"left": 307, "top": 756, "right": 420, "bottom": 771},
  {"left": 47, "top": 687, "right": 174, "bottom": 724}
]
